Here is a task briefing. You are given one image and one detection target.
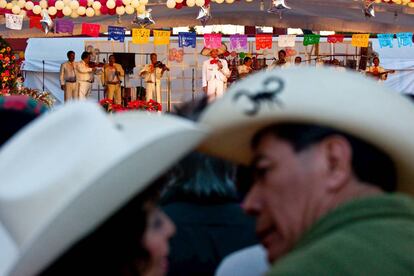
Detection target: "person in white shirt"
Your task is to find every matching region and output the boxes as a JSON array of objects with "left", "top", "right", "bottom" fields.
[
  {"left": 237, "top": 57, "right": 253, "bottom": 79},
  {"left": 139, "top": 53, "right": 169, "bottom": 103},
  {"left": 268, "top": 50, "right": 291, "bottom": 71},
  {"left": 76, "top": 51, "right": 96, "bottom": 100},
  {"left": 294, "top": 56, "right": 302, "bottom": 66},
  {"left": 202, "top": 45, "right": 230, "bottom": 101},
  {"left": 59, "top": 51, "right": 77, "bottom": 102}
]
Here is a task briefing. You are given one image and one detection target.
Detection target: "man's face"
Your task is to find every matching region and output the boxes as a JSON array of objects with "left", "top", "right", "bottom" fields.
[
  {"left": 151, "top": 54, "right": 157, "bottom": 64},
  {"left": 245, "top": 59, "right": 252, "bottom": 67},
  {"left": 210, "top": 49, "right": 219, "bottom": 59},
  {"left": 83, "top": 55, "right": 90, "bottom": 63},
  {"left": 373, "top": 58, "right": 379, "bottom": 66},
  {"left": 243, "top": 133, "right": 328, "bottom": 263},
  {"left": 294, "top": 57, "right": 301, "bottom": 64},
  {"left": 68, "top": 53, "right": 75, "bottom": 62},
  {"left": 278, "top": 52, "right": 286, "bottom": 60},
  {"left": 109, "top": 56, "right": 115, "bottom": 65}
]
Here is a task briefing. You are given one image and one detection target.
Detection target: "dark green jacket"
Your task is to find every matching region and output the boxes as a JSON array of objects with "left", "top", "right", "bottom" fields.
[{"left": 269, "top": 193, "right": 414, "bottom": 275}]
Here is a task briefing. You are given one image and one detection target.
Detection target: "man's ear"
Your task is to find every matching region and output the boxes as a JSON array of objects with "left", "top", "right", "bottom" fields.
[{"left": 319, "top": 135, "right": 353, "bottom": 192}]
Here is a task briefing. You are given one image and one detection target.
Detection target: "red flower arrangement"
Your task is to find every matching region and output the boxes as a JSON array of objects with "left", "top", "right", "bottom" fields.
[
  {"left": 0, "top": 36, "right": 23, "bottom": 91},
  {"left": 99, "top": 98, "right": 162, "bottom": 113}
]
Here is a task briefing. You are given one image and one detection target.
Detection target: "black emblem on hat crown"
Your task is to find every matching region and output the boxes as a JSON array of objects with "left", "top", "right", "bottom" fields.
[{"left": 233, "top": 76, "right": 285, "bottom": 116}]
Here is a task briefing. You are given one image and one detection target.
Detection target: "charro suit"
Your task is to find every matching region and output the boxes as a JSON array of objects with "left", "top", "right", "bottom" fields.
[{"left": 202, "top": 58, "right": 230, "bottom": 100}]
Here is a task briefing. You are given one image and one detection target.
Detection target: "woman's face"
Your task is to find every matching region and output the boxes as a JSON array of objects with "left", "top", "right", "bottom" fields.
[{"left": 142, "top": 207, "right": 175, "bottom": 276}]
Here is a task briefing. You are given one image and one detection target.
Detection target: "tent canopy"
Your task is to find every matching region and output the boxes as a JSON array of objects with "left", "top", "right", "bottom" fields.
[{"left": 1, "top": 0, "right": 414, "bottom": 37}]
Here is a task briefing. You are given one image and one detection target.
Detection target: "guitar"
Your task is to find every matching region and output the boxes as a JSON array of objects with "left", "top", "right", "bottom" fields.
[{"left": 366, "top": 70, "right": 395, "bottom": 79}]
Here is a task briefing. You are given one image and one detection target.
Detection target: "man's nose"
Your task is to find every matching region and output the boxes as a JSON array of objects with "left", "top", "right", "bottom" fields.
[{"left": 242, "top": 184, "right": 262, "bottom": 216}]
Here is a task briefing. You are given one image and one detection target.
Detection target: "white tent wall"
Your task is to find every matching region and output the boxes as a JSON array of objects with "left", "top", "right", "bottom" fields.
[{"left": 372, "top": 40, "right": 414, "bottom": 95}]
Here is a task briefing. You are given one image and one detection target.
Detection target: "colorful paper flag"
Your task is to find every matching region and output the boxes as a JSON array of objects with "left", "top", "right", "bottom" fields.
[
  {"left": 55, "top": 19, "right": 74, "bottom": 34},
  {"left": 396, "top": 32, "right": 413, "bottom": 48},
  {"left": 81, "top": 23, "right": 100, "bottom": 37},
  {"left": 278, "top": 35, "right": 296, "bottom": 47},
  {"left": 108, "top": 26, "right": 125, "bottom": 42},
  {"left": 153, "top": 30, "right": 171, "bottom": 45},
  {"left": 204, "top": 33, "right": 222, "bottom": 49},
  {"left": 29, "top": 16, "right": 42, "bottom": 30},
  {"left": 256, "top": 34, "right": 272, "bottom": 50},
  {"left": 132, "top": 28, "right": 150, "bottom": 44},
  {"left": 377, "top": 33, "right": 394, "bottom": 48},
  {"left": 303, "top": 34, "right": 320, "bottom": 46},
  {"left": 351, "top": 34, "right": 370, "bottom": 48},
  {"left": 229, "top": 34, "right": 248, "bottom": 51},
  {"left": 178, "top": 32, "right": 196, "bottom": 48},
  {"left": 5, "top": 14, "right": 23, "bottom": 30},
  {"left": 327, "top": 34, "right": 344, "bottom": 44}
]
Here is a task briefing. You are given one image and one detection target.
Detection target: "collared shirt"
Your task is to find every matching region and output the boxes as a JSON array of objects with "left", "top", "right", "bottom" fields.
[
  {"left": 76, "top": 60, "right": 94, "bottom": 82},
  {"left": 59, "top": 61, "right": 76, "bottom": 85},
  {"left": 140, "top": 64, "right": 163, "bottom": 83},
  {"left": 202, "top": 58, "right": 230, "bottom": 87},
  {"left": 102, "top": 63, "right": 124, "bottom": 85}
]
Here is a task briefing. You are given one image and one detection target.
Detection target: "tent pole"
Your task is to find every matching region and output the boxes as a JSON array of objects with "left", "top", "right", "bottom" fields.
[{"left": 42, "top": 60, "right": 45, "bottom": 91}]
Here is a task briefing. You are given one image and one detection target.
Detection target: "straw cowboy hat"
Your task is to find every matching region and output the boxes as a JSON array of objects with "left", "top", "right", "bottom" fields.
[
  {"left": 201, "top": 43, "right": 228, "bottom": 56},
  {"left": 0, "top": 101, "right": 206, "bottom": 276},
  {"left": 198, "top": 67, "right": 414, "bottom": 195}
]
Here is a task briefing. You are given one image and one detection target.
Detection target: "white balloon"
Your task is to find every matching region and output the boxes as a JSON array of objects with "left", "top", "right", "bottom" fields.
[
  {"left": 87, "top": 0, "right": 94, "bottom": 6},
  {"left": 195, "top": 0, "right": 204, "bottom": 6},
  {"left": 77, "top": 6, "right": 86, "bottom": 15},
  {"left": 140, "top": 0, "right": 148, "bottom": 5},
  {"left": 6, "top": 2, "right": 13, "bottom": 9},
  {"left": 86, "top": 7, "right": 94, "bottom": 16},
  {"left": 131, "top": 0, "right": 139, "bottom": 7},
  {"left": 225, "top": 0, "right": 234, "bottom": 3},
  {"left": 106, "top": 0, "right": 115, "bottom": 8},
  {"left": 19, "top": 9, "right": 26, "bottom": 15},
  {"left": 62, "top": 6, "right": 72, "bottom": 15},
  {"left": 215, "top": 0, "right": 224, "bottom": 3},
  {"left": 186, "top": 0, "right": 195, "bottom": 7},
  {"left": 55, "top": 0, "right": 64, "bottom": 9},
  {"left": 17, "top": 0, "right": 25, "bottom": 8},
  {"left": 122, "top": 0, "right": 131, "bottom": 5},
  {"left": 116, "top": 5, "right": 125, "bottom": 14},
  {"left": 166, "top": 0, "right": 175, "bottom": 8},
  {"left": 62, "top": 0, "right": 71, "bottom": 5},
  {"left": 136, "top": 4, "right": 145, "bottom": 13},
  {"left": 39, "top": 0, "right": 48, "bottom": 8},
  {"left": 70, "top": 10, "right": 79, "bottom": 17},
  {"left": 12, "top": 5, "right": 21, "bottom": 14},
  {"left": 25, "top": 0, "right": 33, "bottom": 9},
  {"left": 0, "top": 0, "right": 7, "bottom": 9},
  {"left": 69, "top": 0, "right": 79, "bottom": 9},
  {"left": 48, "top": 6, "right": 57, "bottom": 15},
  {"left": 32, "top": 5, "right": 42, "bottom": 14},
  {"left": 95, "top": 9, "right": 100, "bottom": 15},
  {"left": 92, "top": 1, "right": 101, "bottom": 9},
  {"left": 125, "top": 5, "right": 134, "bottom": 14},
  {"left": 176, "top": 0, "right": 183, "bottom": 3}
]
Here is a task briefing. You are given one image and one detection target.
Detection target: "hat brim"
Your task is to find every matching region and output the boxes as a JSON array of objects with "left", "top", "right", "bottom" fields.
[
  {"left": 1, "top": 104, "right": 206, "bottom": 275},
  {"left": 201, "top": 44, "right": 227, "bottom": 56},
  {"left": 198, "top": 67, "right": 414, "bottom": 196}
]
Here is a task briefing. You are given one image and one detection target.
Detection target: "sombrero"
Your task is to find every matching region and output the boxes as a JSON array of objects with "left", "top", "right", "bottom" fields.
[
  {"left": 201, "top": 43, "right": 228, "bottom": 56},
  {"left": 0, "top": 101, "right": 206, "bottom": 275},
  {"left": 198, "top": 67, "right": 414, "bottom": 195}
]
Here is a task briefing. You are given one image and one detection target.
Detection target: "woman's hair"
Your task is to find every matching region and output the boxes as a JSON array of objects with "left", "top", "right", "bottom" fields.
[
  {"left": 251, "top": 123, "right": 397, "bottom": 192},
  {"left": 40, "top": 175, "right": 167, "bottom": 276},
  {"left": 161, "top": 152, "right": 239, "bottom": 204}
]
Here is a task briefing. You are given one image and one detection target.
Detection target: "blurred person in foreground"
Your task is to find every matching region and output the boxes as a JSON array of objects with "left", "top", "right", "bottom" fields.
[
  {"left": 0, "top": 95, "right": 47, "bottom": 148},
  {"left": 161, "top": 153, "right": 257, "bottom": 276},
  {"left": 0, "top": 101, "right": 206, "bottom": 276},
  {"left": 198, "top": 67, "right": 414, "bottom": 275}
]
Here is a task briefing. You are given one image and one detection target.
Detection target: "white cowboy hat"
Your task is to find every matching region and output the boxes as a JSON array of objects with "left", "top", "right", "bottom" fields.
[
  {"left": 198, "top": 67, "right": 414, "bottom": 195},
  {"left": 0, "top": 101, "right": 206, "bottom": 276},
  {"left": 200, "top": 43, "right": 228, "bottom": 56}
]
